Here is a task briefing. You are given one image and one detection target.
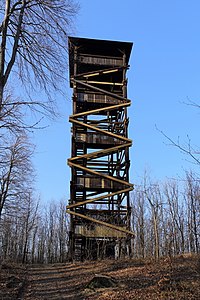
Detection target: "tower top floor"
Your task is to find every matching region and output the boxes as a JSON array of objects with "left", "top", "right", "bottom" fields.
[{"left": 68, "top": 36, "right": 133, "bottom": 80}]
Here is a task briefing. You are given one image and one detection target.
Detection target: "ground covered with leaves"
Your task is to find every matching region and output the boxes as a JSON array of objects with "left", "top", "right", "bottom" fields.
[{"left": 0, "top": 254, "right": 199, "bottom": 299}]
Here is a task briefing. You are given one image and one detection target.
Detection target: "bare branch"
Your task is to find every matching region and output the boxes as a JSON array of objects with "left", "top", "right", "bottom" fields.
[
  {"left": 156, "top": 125, "right": 200, "bottom": 166},
  {"left": 0, "top": 0, "right": 79, "bottom": 109}
]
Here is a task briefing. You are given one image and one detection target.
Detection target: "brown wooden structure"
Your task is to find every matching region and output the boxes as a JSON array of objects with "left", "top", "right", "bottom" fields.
[{"left": 67, "top": 37, "right": 134, "bottom": 260}]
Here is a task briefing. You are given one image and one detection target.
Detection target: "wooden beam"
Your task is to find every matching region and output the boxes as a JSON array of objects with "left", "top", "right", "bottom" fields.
[
  {"left": 69, "top": 118, "right": 132, "bottom": 143},
  {"left": 75, "top": 66, "right": 127, "bottom": 78},
  {"left": 70, "top": 101, "right": 130, "bottom": 118},
  {"left": 67, "top": 187, "right": 132, "bottom": 209},
  {"left": 66, "top": 209, "right": 135, "bottom": 236},
  {"left": 72, "top": 79, "right": 131, "bottom": 102},
  {"left": 83, "top": 80, "right": 123, "bottom": 86},
  {"left": 68, "top": 161, "right": 133, "bottom": 187},
  {"left": 82, "top": 69, "right": 119, "bottom": 78},
  {"left": 69, "top": 142, "right": 132, "bottom": 162}
]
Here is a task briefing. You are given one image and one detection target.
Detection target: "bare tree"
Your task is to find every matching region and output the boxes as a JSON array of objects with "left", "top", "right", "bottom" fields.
[
  {"left": 57, "top": 199, "right": 69, "bottom": 262},
  {"left": 185, "top": 171, "right": 200, "bottom": 253},
  {"left": 20, "top": 192, "right": 39, "bottom": 263},
  {"left": 140, "top": 174, "right": 163, "bottom": 260},
  {"left": 0, "top": 2, "right": 78, "bottom": 263},
  {"left": 131, "top": 190, "right": 146, "bottom": 258},
  {"left": 0, "top": 191, "right": 40, "bottom": 263},
  {"left": 132, "top": 172, "right": 165, "bottom": 260},
  {"left": 35, "top": 217, "right": 47, "bottom": 263},
  {"left": 0, "top": 0, "right": 79, "bottom": 108},
  {"left": 0, "top": 90, "right": 50, "bottom": 137},
  {"left": 164, "top": 180, "right": 186, "bottom": 254},
  {"left": 0, "top": 133, "right": 34, "bottom": 218}
]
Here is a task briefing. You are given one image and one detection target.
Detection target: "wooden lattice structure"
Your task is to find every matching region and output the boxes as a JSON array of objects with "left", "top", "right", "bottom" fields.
[{"left": 67, "top": 37, "right": 134, "bottom": 260}]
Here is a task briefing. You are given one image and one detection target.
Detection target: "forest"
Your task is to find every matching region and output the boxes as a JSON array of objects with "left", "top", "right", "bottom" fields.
[
  {"left": 0, "top": 0, "right": 199, "bottom": 265},
  {"left": 0, "top": 1, "right": 199, "bottom": 299},
  {"left": 0, "top": 0, "right": 78, "bottom": 264},
  {"left": 0, "top": 171, "right": 199, "bottom": 263}
]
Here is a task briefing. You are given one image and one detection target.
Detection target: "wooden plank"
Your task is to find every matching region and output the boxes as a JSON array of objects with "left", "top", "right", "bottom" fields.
[
  {"left": 84, "top": 209, "right": 127, "bottom": 213},
  {"left": 68, "top": 161, "right": 133, "bottom": 187},
  {"left": 83, "top": 80, "right": 123, "bottom": 86},
  {"left": 66, "top": 209, "right": 135, "bottom": 236},
  {"left": 78, "top": 52, "right": 123, "bottom": 59},
  {"left": 75, "top": 66, "right": 123, "bottom": 78},
  {"left": 70, "top": 101, "right": 130, "bottom": 118},
  {"left": 72, "top": 79, "right": 131, "bottom": 102},
  {"left": 69, "top": 142, "right": 132, "bottom": 162},
  {"left": 76, "top": 225, "right": 127, "bottom": 238},
  {"left": 82, "top": 69, "right": 119, "bottom": 78},
  {"left": 69, "top": 118, "right": 132, "bottom": 143},
  {"left": 67, "top": 187, "right": 133, "bottom": 209}
]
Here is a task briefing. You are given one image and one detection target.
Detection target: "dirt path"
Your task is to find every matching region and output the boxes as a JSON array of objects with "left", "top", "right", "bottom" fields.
[
  {"left": 24, "top": 260, "right": 115, "bottom": 299},
  {"left": 1, "top": 255, "right": 199, "bottom": 299},
  {"left": 23, "top": 256, "right": 200, "bottom": 300},
  {"left": 24, "top": 263, "right": 89, "bottom": 299}
]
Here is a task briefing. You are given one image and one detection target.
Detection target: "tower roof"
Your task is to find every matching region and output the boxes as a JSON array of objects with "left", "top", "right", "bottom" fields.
[{"left": 68, "top": 36, "right": 133, "bottom": 78}]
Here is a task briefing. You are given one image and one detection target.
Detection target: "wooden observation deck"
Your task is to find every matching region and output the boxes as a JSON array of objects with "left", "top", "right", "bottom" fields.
[{"left": 67, "top": 37, "right": 134, "bottom": 260}]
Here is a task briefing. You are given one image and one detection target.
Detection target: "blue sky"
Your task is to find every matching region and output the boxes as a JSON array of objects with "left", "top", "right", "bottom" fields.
[{"left": 33, "top": 0, "right": 200, "bottom": 203}]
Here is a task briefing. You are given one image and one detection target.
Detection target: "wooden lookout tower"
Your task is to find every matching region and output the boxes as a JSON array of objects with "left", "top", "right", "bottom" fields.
[{"left": 67, "top": 37, "right": 134, "bottom": 260}]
